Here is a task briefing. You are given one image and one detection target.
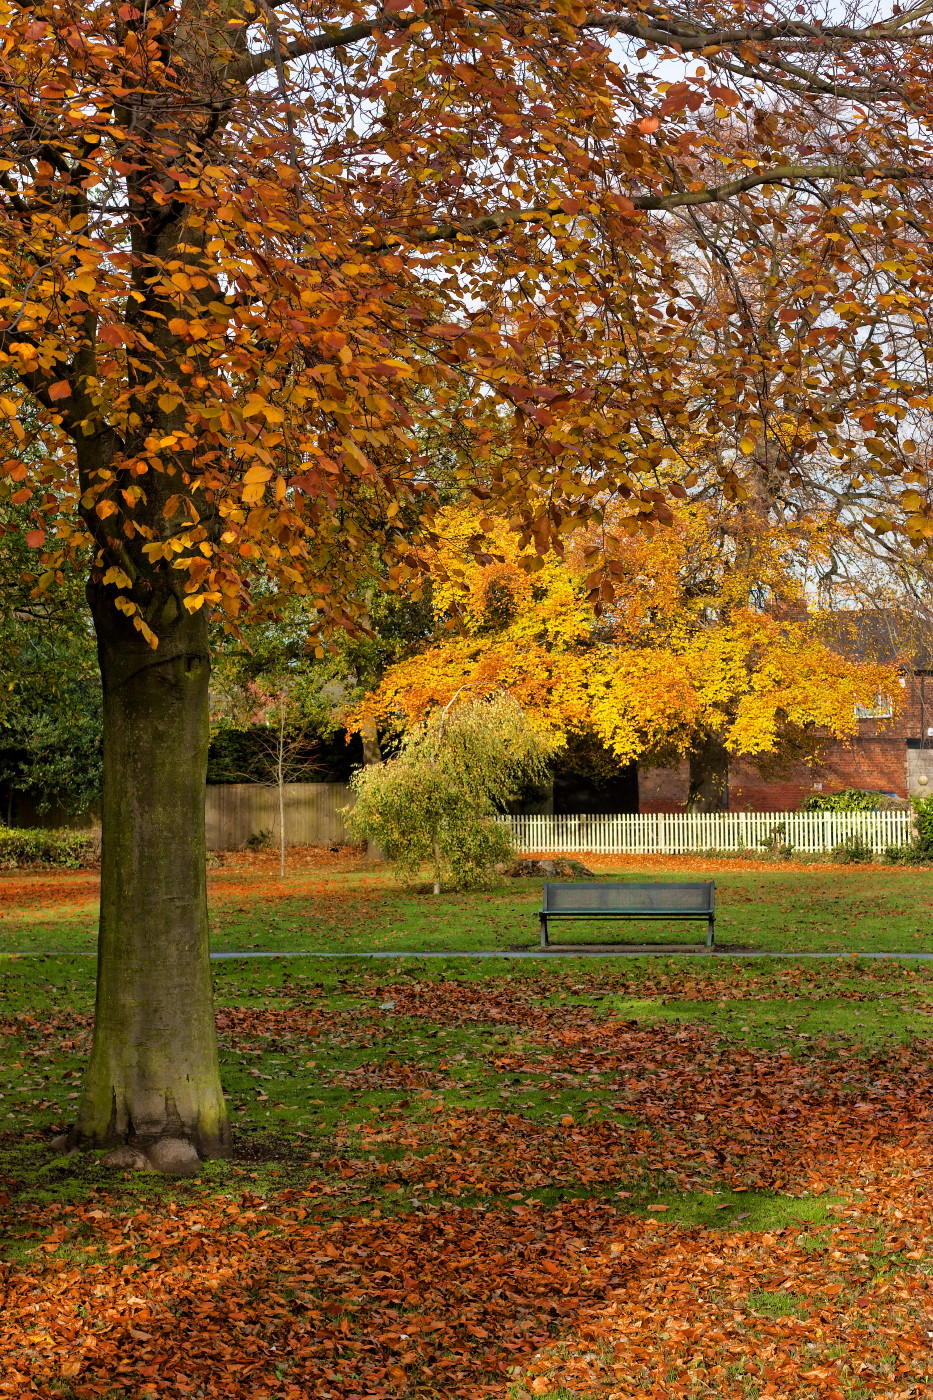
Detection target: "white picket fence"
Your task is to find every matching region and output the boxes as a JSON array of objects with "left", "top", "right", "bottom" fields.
[{"left": 502, "top": 810, "right": 913, "bottom": 857}]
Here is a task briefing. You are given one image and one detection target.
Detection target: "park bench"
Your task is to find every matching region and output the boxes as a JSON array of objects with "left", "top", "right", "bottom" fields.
[{"left": 538, "top": 881, "right": 716, "bottom": 949}]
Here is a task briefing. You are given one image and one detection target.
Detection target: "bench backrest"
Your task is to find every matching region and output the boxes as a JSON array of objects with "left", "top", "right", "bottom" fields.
[{"left": 543, "top": 881, "right": 714, "bottom": 913}]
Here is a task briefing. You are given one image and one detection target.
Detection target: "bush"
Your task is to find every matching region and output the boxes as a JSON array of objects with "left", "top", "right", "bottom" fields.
[
  {"left": 913, "top": 793, "right": 933, "bottom": 857},
  {"left": 758, "top": 822, "right": 794, "bottom": 860},
  {"left": 882, "top": 843, "right": 931, "bottom": 865},
  {"left": 0, "top": 825, "right": 99, "bottom": 869},
  {"left": 244, "top": 828, "right": 272, "bottom": 851},
  {"left": 830, "top": 831, "right": 875, "bottom": 864},
  {"left": 803, "top": 788, "right": 889, "bottom": 812}
]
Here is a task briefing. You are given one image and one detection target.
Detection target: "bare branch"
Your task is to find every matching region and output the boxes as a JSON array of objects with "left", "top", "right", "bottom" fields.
[{"left": 581, "top": 8, "right": 933, "bottom": 48}]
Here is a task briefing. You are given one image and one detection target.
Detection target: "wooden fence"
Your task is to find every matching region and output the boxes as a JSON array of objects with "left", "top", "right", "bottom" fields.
[
  {"left": 205, "top": 782, "right": 353, "bottom": 850},
  {"left": 204, "top": 786, "right": 913, "bottom": 856},
  {"left": 501, "top": 809, "right": 913, "bottom": 856}
]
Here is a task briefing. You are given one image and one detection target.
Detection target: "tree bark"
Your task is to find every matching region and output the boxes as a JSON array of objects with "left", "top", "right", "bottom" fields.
[
  {"left": 687, "top": 735, "right": 730, "bottom": 813},
  {"left": 277, "top": 699, "right": 287, "bottom": 879},
  {"left": 74, "top": 584, "right": 229, "bottom": 1160}
]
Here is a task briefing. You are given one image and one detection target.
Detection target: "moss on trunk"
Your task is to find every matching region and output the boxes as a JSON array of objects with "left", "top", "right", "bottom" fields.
[{"left": 75, "top": 584, "right": 229, "bottom": 1159}]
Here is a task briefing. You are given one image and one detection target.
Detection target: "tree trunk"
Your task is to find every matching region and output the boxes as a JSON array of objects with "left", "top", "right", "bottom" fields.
[
  {"left": 687, "top": 736, "right": 730, "bottom": 813},
  {"left": 277, "top": 700, "right": 287, "bottom": 879},
  {"left": 74, "top": 585, "right": 229, "bottom": 1162},
  {"left": 431, "top": 836, "right": 442, "bottom": 896}
]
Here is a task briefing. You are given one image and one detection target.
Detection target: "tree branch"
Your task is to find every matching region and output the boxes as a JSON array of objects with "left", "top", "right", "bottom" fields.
[
  {"left": 228, "top": 2, "right": 933, "bottom": 97},
  {"left": 369, "top": 164, "right": 918, "bottom": 249},
  {"left": 581, "top": 8, "right": 933, "bottom": 49},
  {"left": 229, "top": 12, "right": 425, "bottom": 83}
]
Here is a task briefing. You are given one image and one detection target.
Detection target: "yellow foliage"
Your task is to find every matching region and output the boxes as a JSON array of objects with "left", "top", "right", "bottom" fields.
[{"left": 351, "top": 503, "right": 898, "bottom": 767}]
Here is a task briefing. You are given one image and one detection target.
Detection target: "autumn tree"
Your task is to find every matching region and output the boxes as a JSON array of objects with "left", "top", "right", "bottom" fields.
[
  {"left": 351, "top": 502, "right": 898, "bottom": 810},
  {"left": 3, "top": 2, "right": 933, "bottom": 1167}
]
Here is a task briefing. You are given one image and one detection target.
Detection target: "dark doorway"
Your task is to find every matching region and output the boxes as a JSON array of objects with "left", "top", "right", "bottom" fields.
[{"left": 551, "top": 736, "right": 640, "bottom": 814}]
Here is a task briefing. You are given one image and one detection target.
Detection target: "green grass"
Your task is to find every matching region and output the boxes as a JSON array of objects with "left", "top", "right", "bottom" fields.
[
  {"left": 209, "top": 868, "right": 933, "bottom": 954},
  {"left": 642, "top": 1188, "right": 843, "bottom": 1232},
  {"left": 746, "top": 1289, "right": 811, "bottom": 1319},
  {"left": 2, "top": 863, "right": 933, "bottom": 955},
  {"left": 0, "top": 873, "right": 928, "bottom": 1213},
  {"left": 1, "top": 940, "right": 930, "bottom": 1227},
  {"left": 584, "top": 992, "right": 933, "bottom": 1048}
]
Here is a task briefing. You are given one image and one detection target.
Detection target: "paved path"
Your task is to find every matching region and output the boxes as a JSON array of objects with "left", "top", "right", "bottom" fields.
[
  {"left": 216, "top": 948, "right": 933, "bottom": 959},
  {"left": 4, "top": 949, "right": 932, "bottom": 961}
]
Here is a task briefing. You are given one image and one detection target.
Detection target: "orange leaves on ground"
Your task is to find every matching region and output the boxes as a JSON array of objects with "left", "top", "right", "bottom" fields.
[
  {"left": 0, "top": 847, "right": 369, "bottom": 915},
  {"left": 1, "top": 986, "right": 930, "bottom": 1399},
  {"left": 0, "top": 872, "right": 99, "bottom": 912},
  {"left": 524, "top": 1163, "right": 931, "bottom": 1400}
]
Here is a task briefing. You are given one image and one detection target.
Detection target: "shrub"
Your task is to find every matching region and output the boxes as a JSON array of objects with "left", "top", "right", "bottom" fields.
[
  {"left": 830, "top": 832, "right": 875, "bottom": 864},
  {"left": 803, "top": 788, "right": 888, "bottom": 812},
  {"left": 0, "top": 825, "right": 99, "bottom": 869},
  {"left": 913, "top": 794, "right": 933, "bottom": 857},
  {"left": 758, "top": 822, "right": 794, "bottom": 860},
  {"left": 244, "top": 828, "right": 272, "bottom": 851},
  {"left": 881, "top": 843, "right": 930, "bottom": 865}
]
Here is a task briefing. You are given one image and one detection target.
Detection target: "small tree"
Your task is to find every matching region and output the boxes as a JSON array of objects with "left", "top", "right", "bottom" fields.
[
  {"left": 211, "top": 665, "right": 320, "bottom": 876},
  {"left": 244, "top": 686, "right": 321, "bottom": 878},
  {"left": 347, "top": 696, "right": 551, "bottom": 894}
]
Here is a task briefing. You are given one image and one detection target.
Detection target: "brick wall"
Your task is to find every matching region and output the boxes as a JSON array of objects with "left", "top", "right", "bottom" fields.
[{"left": 639, "top": 671, "right": 931, "bottom": 812}]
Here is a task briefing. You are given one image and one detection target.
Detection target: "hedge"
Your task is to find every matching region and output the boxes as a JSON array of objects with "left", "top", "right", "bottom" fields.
[
  {"left": 802, "top": 788, "right": 894, "bottom": 812},
  {"left": 0, "top": 826, "right": 100, "bottom": 869}
]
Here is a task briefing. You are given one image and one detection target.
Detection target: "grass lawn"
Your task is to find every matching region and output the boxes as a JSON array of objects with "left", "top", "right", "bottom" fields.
[
  {"left": 2, "top": 853, "right": 932, "bottom": 955},
  {"left": 0, "top": 852, "right": 930, "bottom": 1398}
]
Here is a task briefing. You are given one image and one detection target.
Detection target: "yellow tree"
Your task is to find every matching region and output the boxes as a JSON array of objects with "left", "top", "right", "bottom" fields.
[
  {"left": 352, "top": 503, "right": 897, "bottom": 809},
  {"left": 2, "top": 1, "right": 933, "bottom": 1167}
]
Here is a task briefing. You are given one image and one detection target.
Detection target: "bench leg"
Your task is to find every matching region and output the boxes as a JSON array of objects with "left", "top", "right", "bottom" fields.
[
  {"left": 707, "top": 917, "right": 715, "bottom": 950},
  {"left": 539, "top": 915, "right": 549, "bottom": 948}
]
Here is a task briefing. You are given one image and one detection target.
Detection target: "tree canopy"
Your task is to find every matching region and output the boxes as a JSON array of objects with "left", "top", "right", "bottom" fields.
[
  {"left": 3, "top": 0, "right": 933, "bottom": 613},
  {"left": 351, "top": 501, "right": 898, "bottom": 806}
]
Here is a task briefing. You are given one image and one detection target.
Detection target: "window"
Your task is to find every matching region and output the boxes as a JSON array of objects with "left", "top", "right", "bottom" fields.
[{"left": 854, "top": 694, "right": 894, "bottom": 720}]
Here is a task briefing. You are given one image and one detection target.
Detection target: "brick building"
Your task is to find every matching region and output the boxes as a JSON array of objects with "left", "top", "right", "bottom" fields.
[{"left": 640, "top": 661, "right": 933, "bottom": 813}]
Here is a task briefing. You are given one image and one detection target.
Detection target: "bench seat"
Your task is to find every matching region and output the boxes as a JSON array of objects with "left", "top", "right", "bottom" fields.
[{"left": 539, "top": 880, "right": 715, "bottom": 948}]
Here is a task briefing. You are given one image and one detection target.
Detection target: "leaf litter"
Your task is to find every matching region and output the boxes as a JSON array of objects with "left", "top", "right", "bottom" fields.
[{"left": 0, "top": 876, "right": 930, "bottom": 1398}]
